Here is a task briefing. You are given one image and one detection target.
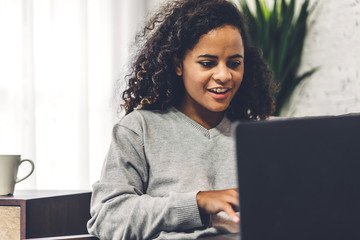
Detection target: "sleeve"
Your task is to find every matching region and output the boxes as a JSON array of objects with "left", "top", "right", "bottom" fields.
[{"left": 87, "top": 122, "right": 206, "bottom": 240}]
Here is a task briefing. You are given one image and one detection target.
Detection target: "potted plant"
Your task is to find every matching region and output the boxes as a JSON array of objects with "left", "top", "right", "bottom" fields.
[{"left": 238, "top": 0, "right": 318, "bottom": 115}]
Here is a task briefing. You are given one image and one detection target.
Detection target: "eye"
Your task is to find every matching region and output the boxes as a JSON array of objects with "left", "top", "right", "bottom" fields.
[
  {"left": 198, "top": 61, "right": 216, "bottom": 68},
  {"left": 227, "top": 61, "right": 242, "bottom": 69}
]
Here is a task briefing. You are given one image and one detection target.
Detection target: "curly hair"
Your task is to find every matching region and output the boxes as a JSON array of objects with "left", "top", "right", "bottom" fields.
[{"left": 121, "top": 0, "right": 277, "bottom": 120}]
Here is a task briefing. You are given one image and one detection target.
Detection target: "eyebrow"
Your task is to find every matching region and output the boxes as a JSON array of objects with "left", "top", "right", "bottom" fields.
[{"left": 198, "top": 54, "right": 243, "bottom": 59}]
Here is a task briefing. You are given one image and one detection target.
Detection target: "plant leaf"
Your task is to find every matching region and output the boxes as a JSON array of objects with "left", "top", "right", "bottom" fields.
[{"left": 237, "top": 0, "right": 318, "bottom": 116}]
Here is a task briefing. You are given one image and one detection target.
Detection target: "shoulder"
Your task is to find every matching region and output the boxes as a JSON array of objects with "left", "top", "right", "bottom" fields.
[{"left": 116, "top": 107, "right": 178, "bottom": 134}]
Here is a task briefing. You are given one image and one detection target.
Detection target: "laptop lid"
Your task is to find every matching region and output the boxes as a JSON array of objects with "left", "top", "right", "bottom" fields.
[{"left": 234, "top": 114, "right": 360, "bottom": 240}]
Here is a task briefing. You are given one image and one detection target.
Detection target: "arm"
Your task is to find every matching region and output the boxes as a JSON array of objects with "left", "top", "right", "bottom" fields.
[{"left": 87, "top": 123, "right": 204, "bottom": 240}]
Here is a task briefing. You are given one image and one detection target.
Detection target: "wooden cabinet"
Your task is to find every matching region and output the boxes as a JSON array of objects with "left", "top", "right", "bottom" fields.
[{"left": 0, "top": 190, "right": 93, "bottom": 240}]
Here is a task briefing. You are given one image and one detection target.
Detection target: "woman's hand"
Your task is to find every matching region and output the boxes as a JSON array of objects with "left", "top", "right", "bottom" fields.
[{"left": 196, "top": 188, "right": 240, "bottom": 223}]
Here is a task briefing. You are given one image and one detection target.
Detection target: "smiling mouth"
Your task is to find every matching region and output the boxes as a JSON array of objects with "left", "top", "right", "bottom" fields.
[{"left": 208, "top": 88, "right": 231, "bottom": 94}]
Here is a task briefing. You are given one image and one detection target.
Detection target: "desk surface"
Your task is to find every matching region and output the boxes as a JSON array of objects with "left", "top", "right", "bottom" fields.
[
  {"left": 26, "top": 234, "right": 98, "bottom": 240},
  {"left": 199, "top": 233, "right": 239, "bottom": 240},
  {"left": 0, "top": 190, "right": 91, "bottom": 200}
]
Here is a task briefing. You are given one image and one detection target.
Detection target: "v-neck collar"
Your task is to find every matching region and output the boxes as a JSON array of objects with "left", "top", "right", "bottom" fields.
[{"left": 170, "top": 106, "right": 232, "bottom": 139}]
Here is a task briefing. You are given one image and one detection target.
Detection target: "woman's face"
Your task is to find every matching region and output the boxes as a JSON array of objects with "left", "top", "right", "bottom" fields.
[{"left": 175, "top": 25, "right": 244, "bottom": 124}]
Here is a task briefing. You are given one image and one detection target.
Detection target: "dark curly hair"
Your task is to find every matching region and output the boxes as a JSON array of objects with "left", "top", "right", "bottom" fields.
[{"left": 121, "top": 0, "right": 277, "bottom": 120}]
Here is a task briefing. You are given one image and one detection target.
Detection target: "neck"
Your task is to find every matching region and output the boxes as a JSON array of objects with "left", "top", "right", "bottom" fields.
[{"left": 177, "top": 103, "right": 225, "bottom": 130}]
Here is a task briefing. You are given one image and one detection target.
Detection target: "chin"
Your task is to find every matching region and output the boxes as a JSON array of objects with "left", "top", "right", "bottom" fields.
[{"left": 208, "top": 105, "right": 229, "bottom": 113}]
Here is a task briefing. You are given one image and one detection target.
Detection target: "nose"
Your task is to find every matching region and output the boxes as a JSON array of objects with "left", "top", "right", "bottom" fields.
[{"left": 212, "top": 64, "right": 232, "bottom": 84}]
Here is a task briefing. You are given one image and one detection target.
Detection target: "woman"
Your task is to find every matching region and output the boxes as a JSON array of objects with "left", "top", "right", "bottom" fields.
[{"left": 87, "top": 0, "right": 276, "bottom": 239}]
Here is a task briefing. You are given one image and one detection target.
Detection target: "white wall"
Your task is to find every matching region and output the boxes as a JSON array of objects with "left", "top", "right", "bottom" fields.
[{"left": 281, "top": 0, "right": 360, "bottom": 117}]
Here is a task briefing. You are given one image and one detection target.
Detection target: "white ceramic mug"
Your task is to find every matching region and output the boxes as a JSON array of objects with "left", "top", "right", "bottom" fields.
[{"left": 0, "top": 155, "right": 35, "bottom": 195}]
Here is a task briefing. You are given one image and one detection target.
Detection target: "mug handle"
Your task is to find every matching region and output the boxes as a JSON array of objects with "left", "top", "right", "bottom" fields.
[{"left": 16, "top": 159, "right": 35, "bottom": 183}]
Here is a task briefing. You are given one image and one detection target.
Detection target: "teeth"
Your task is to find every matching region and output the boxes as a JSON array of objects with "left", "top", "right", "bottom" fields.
[{"left": 209, "top": 88, "right": 229, "bottom": 93}]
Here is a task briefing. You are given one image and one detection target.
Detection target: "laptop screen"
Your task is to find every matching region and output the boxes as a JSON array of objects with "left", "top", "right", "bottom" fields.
[{"left": 234, "top": 114, "right": 360, "bottom": 240}]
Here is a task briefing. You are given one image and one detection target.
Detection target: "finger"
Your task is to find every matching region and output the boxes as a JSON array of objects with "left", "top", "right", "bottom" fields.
[{"left": 223, "top": 203, "right": 240, "bottom": 223}]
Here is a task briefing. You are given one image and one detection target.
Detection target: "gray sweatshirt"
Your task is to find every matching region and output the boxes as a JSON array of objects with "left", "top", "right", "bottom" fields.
[{"left": 87, "top": 107, "right": 239, "bottom": 239}]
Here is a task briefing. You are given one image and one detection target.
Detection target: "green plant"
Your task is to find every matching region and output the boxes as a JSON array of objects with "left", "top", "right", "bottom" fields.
[{"left": 238, "top": 0, "right": 318, "bottom": 115}]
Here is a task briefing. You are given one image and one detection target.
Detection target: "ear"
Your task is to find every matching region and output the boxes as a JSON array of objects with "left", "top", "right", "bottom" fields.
[{"left": 173, "top": 56, "right": 183, "bottom": 76}]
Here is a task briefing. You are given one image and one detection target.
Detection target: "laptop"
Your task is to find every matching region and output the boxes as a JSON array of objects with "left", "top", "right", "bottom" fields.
[{"left": 233, "top": 113, "right": 360, "bottom": 240}]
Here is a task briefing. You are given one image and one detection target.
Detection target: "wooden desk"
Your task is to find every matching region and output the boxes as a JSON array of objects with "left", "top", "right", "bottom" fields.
[
  {"left": 198, "top": 233, "right": 239, "bottom": 240},
  {"left": 0, "top": 190, "right": 93, "bottom": 240}
]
